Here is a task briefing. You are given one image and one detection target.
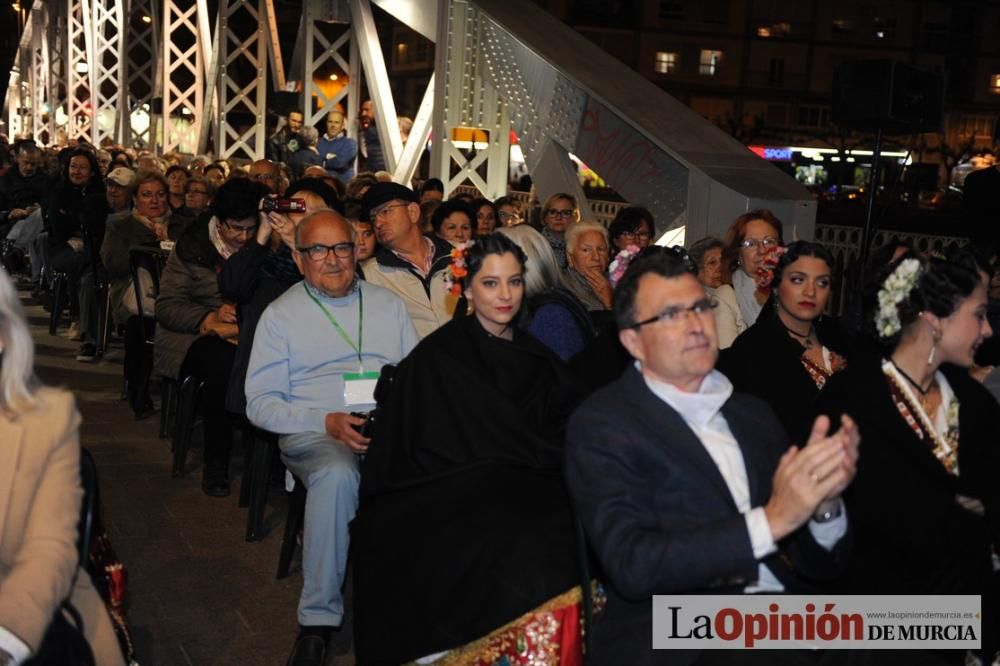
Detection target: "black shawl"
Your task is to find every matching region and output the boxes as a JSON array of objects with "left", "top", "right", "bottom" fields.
[
  {"left": 352, "top": 313, "right": 582, "bottom": 663},
  {"left": 718, "top": 305, "right": 850, "bottom": 444},
  {"left": 815, "top": 360, "right": 999, "bottom": 655}
]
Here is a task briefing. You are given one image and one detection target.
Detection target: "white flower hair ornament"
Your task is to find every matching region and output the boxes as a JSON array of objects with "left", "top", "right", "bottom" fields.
[{"left": 875, "top": 258, "right": 921, "bottom": 339}]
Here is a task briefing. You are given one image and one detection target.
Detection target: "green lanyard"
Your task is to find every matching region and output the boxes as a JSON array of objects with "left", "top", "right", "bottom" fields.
[{"left": 303, "top": 281, "right": 363, "bottom": 366}]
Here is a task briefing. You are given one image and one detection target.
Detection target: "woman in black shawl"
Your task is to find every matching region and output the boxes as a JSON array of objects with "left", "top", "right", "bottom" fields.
[
  {"left": 719, "top": 240, "right": 850, "bottom": 442},
  {"left": 352, "top": 233, "right": 586, "bottom": 664}
]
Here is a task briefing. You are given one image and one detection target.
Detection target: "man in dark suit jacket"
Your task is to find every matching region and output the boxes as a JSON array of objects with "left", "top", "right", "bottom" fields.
[{"left": 565, "top": 248, "right": 860, "bottom": 665}]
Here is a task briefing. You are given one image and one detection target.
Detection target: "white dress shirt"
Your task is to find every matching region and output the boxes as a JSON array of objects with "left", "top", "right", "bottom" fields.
[{"left": 641, "top": 366, "right": 847, "bottom": 592}]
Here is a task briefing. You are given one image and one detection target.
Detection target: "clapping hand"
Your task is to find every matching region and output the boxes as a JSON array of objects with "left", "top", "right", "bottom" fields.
[{"left": 764, "top": 415, "right": 859, "bottom": 541}]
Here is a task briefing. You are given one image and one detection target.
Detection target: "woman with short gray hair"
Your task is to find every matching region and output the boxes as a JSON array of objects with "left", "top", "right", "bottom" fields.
[
  {"left": 690, "top": 235, "right": 745, "bottom": 348},
  {"left": 564, "top": 221, "right": 613, "bottom": 315}
]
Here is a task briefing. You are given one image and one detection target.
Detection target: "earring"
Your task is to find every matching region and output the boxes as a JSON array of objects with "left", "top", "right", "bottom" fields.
[{"left": 927, "top": 328, "right": 940, "bottom": 366}]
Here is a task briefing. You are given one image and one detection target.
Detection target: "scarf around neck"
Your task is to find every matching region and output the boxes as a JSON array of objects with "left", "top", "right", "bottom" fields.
[{"left": 732, "top": 269, "right": 763, "bottom": 326}]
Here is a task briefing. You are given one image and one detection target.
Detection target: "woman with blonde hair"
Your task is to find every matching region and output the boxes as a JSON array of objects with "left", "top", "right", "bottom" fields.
[
  {"left": 0, "top": 266, "right": 123, "bottom": 665},
  {"left": 538, "top": 192, "right": 580, "bottom": 270}
]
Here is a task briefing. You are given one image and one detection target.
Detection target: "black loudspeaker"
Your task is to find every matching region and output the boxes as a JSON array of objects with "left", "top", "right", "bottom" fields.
[{"left": 832, "top": 60, "right": 944, "bottom": 134}]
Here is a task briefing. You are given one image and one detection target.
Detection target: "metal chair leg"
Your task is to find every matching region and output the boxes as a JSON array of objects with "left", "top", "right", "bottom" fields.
[
  {"left": 276, "top": 479, "right": 306, "bottom": 579},
  {"left": 246, "top": 436, "right": 276, "bottom": 542},
  {"left": 238, "top": 422, "right": 256, "bottom": 509},
  {"left": 171, "top": 376, "right": 204, "bottom": 478}
]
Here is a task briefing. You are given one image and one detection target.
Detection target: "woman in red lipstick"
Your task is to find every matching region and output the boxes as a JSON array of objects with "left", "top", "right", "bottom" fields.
[
  {"left": 353, "top": 233, "right": 588, "bottom": 664},
  {"left": 719, "top": 241, "right": 850, "bottom": 441}
]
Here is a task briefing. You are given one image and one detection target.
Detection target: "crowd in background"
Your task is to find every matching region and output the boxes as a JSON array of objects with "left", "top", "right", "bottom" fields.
[{"left": 0, "top": 105, "right": 998, "bottom": 666}]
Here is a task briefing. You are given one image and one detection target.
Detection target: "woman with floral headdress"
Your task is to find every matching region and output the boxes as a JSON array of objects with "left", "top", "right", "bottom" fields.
[
  {"left": 816, "top": 252, "right": 998, "bottom": 663},
  {"left": 352, "top": 233, "right": 590, "bottom": 665},
  {"left": 719, "top": 240, "right": 850, "bottom": 442}
]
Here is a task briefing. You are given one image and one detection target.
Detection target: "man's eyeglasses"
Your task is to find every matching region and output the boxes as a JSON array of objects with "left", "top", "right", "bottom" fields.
[
  {"left": 498, "top": 211, "right": 521, "bottom": 222},
  {"left": 297, "top": 243, "right": 355, "bottom": 261},
  {"left": 369, "top": 202, "right": 408, "bottom": 222},
  {"left": 546, "top": 209, "right": 575, "bottom": 219},
  {"left": 630, "top": 297, "right": 717, "bottom": 330},
  {"left": 221, "top": 220, "right": 258, "bottom": 235},
  {"left": 740, "top": 237, "right": 779, "bottom": 250},
  {"left": 187, "top": 189, "right": 209, "bottom": 196}
]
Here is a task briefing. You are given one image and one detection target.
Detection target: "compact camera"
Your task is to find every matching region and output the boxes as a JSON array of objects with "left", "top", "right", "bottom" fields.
[{"left": 261, "top": 196, "right": 306, "bottom": 214}]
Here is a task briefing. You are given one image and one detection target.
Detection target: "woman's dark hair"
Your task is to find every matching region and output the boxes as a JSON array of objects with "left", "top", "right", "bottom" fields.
[
  {"left": 286, "top": 178, "right": 343, "bottom": 213},
  {"left": 419, "top": 178, "right": 444, "bottom": 195},
  {"left": 948, "top": 246, "right": 992, "bottom": 279},
  {"left": 109, "top": 149, "right": 131, "bottom": 167},
  {"left": 608, "top": 206, "right": 655, "bottom": 240},
  {"left": 721, "top": 209, "right": 784, "bottom": 282},
  {"left": 61, "top": 148, "right": 103, "bottom": 191},
  {"left": 771, "top": 240, "right": 835, "bottom": 288},
  {"left": 494, "top": 195, "right": 518, "bottom": 209},
  {"left": 688, "top": 236, "right": 724, "bottom": 271},
  {"left": 165, "top": 165, "right": 189, "bottom": 180},
  {"left": 470, "top": 198, "right": 498, "bottom": 232},
  {"left": 613, "top": 246, "right": 697, "bottom": 330},
  {"left": 342, "top": 197, "right": 364, "bottom": 223},
  {"left": 875, "top": 252, "right": 981, "bottom": 351},
  {"left": 461, "top": 232, "right": 527, "bottom": 289},
  {"left": 430, "top": 200, "right": 473, "bottom": 235},
  {"left": 212, "top": 178, "right": 269, "bottom": 222}
]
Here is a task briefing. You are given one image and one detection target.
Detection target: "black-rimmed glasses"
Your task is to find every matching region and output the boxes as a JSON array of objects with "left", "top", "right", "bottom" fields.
[
  {"left": 630, "top": 297, "right": 717, "bottom": 329},
  {"left": 220, "top": 220, "right": 258, "bottom": 235},
  {"left": 297, "top": 243, "right": 355, "bottom": 261}
]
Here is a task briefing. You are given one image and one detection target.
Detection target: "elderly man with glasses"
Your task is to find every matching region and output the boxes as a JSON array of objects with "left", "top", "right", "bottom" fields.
[
  {"left": 565, "top": 248, "right": 859, "bottom": 666},
  {"left": 245, "top": 209, "right": 417, "bottom": 666}
]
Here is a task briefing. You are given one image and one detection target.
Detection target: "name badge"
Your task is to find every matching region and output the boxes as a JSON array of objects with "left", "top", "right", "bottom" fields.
[{"left": 344, "top": 371, "right": 380, "bottom": 407}]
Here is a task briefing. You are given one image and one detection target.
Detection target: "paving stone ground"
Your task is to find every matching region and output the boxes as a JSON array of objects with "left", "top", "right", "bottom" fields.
[{"left": 23, "top": 287, "right": 355, "bottom": 665}]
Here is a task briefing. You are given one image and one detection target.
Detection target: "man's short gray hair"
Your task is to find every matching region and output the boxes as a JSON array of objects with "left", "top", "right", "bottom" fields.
[{"left": 294, "top": 208, "right": 356, "bottom": 247}]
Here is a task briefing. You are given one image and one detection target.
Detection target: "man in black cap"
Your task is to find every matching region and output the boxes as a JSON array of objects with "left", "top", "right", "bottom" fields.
[{"left": 360, "top": 182, "right": 456, "bottom": 338}]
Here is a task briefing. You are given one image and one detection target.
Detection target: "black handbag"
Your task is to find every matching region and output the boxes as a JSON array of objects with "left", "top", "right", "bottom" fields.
[{"left": 23, "top": 601, "right": 95, "bottom": 666}]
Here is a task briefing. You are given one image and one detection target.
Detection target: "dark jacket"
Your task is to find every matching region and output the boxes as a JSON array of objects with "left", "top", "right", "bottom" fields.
[
  {"left": 0, "top": 166, "right": 48, "bottom": 219},
  {"left": 43, "top": 182, "right": 108, "bottom": 253},
  {"left": 816, "top": 361, "right": 999, "bottom": 593},
  {"left": 218, "top": 239, "right": 301, "bottom": 414},
  {"left": 719, "top": 306, "right": 851, "bottom": 443},
  {"left": 566, "top": 365, "right": 851, "bottom": 666},
  {"left": 266, "top": 127, "right": 299, "bottom": 165},
  {"left": 153, "top": 218, "right": 228, "bottom": 379}
]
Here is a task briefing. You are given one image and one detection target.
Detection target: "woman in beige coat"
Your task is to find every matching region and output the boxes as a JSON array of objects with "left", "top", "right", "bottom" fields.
[{"left": 0, "top": 267, "right": 123, "bottom": 665}]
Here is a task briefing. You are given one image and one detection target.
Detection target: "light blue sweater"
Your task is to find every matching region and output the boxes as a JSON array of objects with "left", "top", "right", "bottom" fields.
[{"left": 245, "top": 279, "right": 418, "bottom": 435}]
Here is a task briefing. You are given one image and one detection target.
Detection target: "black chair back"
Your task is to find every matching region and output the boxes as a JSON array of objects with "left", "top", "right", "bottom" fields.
[
  {"left": 78, "top": 448, "right": 98, "bottom": 566},
  {"left": 128, "top": 246, "right": 167, "bottom": 344}
]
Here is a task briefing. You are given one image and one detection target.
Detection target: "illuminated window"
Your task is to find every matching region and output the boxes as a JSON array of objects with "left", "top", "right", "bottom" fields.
[
  {"left": 991, "top": 74, "right": 1000, "bottom": 95},
  {"left": 699, "top": 49, "right": 723, "bottom": 76},
  {"left": 655, "top": 51, "right": 678, "bottom": 74}
]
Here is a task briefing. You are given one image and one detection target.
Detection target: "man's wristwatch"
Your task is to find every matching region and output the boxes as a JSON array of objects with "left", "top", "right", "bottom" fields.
[{"left": 813, "top": 501, "right": 843, "bottom": 523}]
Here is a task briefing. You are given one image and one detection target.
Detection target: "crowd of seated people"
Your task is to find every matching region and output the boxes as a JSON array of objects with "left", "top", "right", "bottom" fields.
[{"left": 2, "top": 130, "right": 999, "bottom": 666}]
